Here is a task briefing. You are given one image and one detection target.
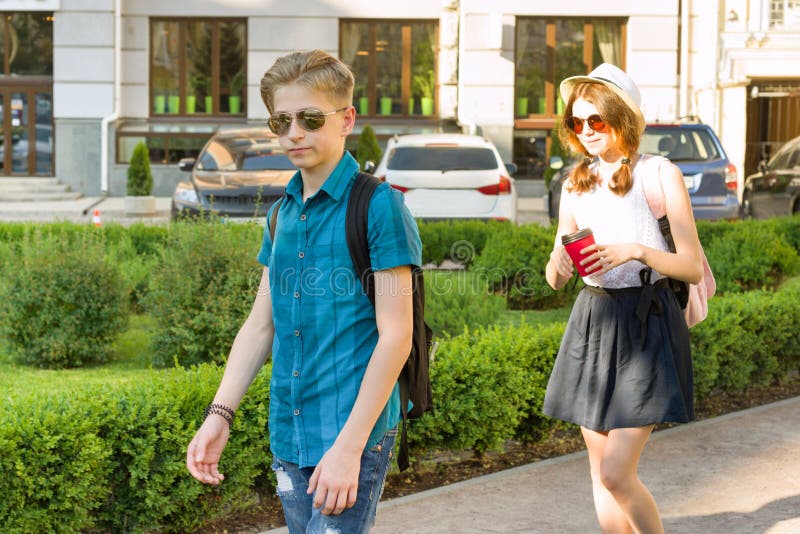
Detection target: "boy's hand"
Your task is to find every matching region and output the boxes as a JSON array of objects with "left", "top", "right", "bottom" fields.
[
  {"left": 186, "top": 416, "right": 230, "bottom": 485},
  {"left": 308, "top": 442, "right": 361, "bottom": 515}
]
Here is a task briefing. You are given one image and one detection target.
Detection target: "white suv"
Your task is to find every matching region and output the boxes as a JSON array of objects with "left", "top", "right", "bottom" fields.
[{"left": 370, "top": 134, "right": 518, "bottom": 222}]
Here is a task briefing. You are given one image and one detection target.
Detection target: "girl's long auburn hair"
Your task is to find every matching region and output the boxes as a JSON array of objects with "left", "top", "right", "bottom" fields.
[{"left": 559, "top": 82, "right": 641, "bottom": 196}]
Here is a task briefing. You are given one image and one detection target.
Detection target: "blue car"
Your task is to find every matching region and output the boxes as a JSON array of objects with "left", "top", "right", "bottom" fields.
[{"left": 548, "top": 122, "right": 740, "bottom": 221}]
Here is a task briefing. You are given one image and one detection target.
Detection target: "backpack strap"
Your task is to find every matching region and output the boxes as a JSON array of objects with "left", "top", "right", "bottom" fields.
[
  {"left": 268, "top": 197, "right": 285, "bottom": 243},
  {"left": 345, "top": 172, "right": 417, "bottom": 471},
  {"left": 346, "top": 173, "right": 382, "bottom": 305},
  {"left": 642, "top": 156, "right": 677, "bottom": 253}
]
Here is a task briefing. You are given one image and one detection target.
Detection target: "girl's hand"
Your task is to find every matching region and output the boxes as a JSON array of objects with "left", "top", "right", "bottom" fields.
[
  {"left": 581, "top": 243, "right": 644, "bottom": 275},
  {"left": 550, "top": 245, "right": 575, "bottom": 279}
]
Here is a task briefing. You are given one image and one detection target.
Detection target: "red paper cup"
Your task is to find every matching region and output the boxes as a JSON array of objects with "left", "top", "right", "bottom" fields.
[{"left": 561, "top": 228, "right": 596, "bottom": 277}]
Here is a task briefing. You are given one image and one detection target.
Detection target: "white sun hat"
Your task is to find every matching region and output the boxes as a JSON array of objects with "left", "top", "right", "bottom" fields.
[{"left": 559, "top": 63, "right": 646, "bottom": 134}]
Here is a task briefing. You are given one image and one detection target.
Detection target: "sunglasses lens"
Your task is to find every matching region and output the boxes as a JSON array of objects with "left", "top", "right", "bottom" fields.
[
  {"left": 268, "top": 114, "right": 292, "bottom": 135},
  {"left": 567, "top": 116, "right": 584, "bottom": 134},
  {"left": 299, "top": 109, "right": 326, "bottom": 131},
  {"left": 588, "top": 115, "right": 607, "bottom": 132}
]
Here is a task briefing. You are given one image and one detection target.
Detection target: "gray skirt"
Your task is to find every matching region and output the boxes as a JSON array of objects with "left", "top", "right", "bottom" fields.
[{"left": 543, "top": 281, "right": 694, "bottom": 431}]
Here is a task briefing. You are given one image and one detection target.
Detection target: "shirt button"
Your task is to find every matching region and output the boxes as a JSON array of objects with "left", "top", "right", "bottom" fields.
[
  {"left": 298, "top": 251, "right": 305, "bottom": 259},
  {"left": 294, "top": 291, "right": 300, "bottom": 299},
  {"left": 300, "top": 214, "right": 307, "bottom": 221},
  {"left": 294, "top": 330, "right": 300, "bottom": 337},
  {"left": 293, "top": 370, "right": 299, "bottom": 377},
  {"left": 293, "top": 409, "right": 300, "bottom": 416}
]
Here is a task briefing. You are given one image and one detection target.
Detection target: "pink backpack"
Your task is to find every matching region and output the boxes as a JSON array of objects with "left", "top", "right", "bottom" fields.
[{"left": 642, "top": 156, "right": 716, "bottom": 327}]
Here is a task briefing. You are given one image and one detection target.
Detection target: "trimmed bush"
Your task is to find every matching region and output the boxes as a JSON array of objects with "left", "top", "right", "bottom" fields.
[
  {"left": 472, "top": 223, "right": 579, "bottom": 309},
  {"left": 143, "top": 221, "right": 264, "bottom": 367},
  {"left": 127, "top": 141, "right": 153, "bottom": 196},
  {"left": 703, "top": 221, "right": 799, "bottom": 293},
  {"left": 0, "top": 364, "right": 272, "bottom": 533},
  {"left": 417, "top": 219, "right": 505, "bottom": 266},
  {"left": 356, "top": 124, "right": 382, "bottom": 170},
  {"left": 424, "top": 270, "right": 506, "bottom": 337},
  {"left": 0, "top": 231, "right": 128, "bottom": 368}
]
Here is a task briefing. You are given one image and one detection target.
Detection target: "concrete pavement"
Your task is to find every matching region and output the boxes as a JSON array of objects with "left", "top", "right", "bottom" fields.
[{"left": 264, "top": 396, "right": 800, "bottom": 534}]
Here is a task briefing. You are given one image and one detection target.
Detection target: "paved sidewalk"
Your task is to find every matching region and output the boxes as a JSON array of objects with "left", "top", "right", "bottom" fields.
[
  {"left": 265, "top": 396, "right": 800, "bottom": 533},
  {"left": 0, "top": 196, "right": 173, "bottom": 224}
]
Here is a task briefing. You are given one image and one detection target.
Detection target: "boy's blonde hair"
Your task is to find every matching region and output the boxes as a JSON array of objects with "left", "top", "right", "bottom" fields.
[{"left": 260, "top": 49, "right": 354, "bottom": 114}]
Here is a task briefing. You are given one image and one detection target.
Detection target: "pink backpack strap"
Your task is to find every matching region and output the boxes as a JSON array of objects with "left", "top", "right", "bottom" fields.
[{"left": 642, "top": 155, "right": 668, "bottom": 220}]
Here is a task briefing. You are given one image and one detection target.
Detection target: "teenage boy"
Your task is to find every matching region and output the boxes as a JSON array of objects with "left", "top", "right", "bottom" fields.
[{"left": 186, "top": 49, "right": 422, "bottom": 534}]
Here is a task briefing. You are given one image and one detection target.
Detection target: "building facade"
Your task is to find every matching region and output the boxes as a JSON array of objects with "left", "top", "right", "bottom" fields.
[{"left": 1, "top": 0, "right": 797, "bottom": 198}]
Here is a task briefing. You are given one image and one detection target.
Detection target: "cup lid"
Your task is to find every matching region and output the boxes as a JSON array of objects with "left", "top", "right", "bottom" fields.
[{"left": 561, "top": 227, "right": 593, "bottom": 245}]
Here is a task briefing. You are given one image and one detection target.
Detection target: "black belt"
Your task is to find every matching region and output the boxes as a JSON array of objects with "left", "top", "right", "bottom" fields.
[{"left": 583, "top": 270, "right": 670, "bottom": 348}]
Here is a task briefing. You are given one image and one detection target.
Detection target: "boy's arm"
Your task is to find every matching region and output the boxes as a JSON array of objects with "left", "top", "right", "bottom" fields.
[
  {"left": 186, "top": 267, "right": 275, "bottom": 485},
  {"left": 308, "top": 265, "right": 413, "bottom": 515}
]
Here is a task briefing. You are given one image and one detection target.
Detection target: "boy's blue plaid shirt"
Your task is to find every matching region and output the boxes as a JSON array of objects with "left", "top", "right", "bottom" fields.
[{"left": 257, "top": 152, "right": 422, "bottom": 467}]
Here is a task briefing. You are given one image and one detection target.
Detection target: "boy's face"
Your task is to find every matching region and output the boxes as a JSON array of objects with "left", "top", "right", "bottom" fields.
[{"left": 271, "top": 83, "right": 355, "bottom": 177}]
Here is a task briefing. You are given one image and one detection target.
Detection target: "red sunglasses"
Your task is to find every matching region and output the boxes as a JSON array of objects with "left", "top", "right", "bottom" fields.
[{"left": 566, "top": 114, "right": 608, "bottom": 134}]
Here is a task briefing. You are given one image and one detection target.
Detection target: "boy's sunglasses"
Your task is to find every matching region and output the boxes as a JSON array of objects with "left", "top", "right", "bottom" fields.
[
  {"left": 565, "top": 114, "right": 608, "bottom": 134},
  {"left": 266, "top": 107, "right": 349, "bottom": 136}
]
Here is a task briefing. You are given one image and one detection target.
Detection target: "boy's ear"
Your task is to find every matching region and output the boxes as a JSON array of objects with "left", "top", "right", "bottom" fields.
[{"left": 341, "top": 105, "right": 356, "bottom": 137}]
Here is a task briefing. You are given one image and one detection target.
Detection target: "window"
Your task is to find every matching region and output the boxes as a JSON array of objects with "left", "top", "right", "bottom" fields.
[
  {"left": 514, "top": 18, "right": 626, "bottom": 118},
  {"left": 341, "top": 19, "right": 438, "bottom": 118},
  {"left": 770, "top": 0, "right": 800, "bottom": 29},
  {"left": 150, "top": 19, "right": 246, "bottom": 117},
  {"left": 0, "top": 13, "right": 53, "bottom": 77}
]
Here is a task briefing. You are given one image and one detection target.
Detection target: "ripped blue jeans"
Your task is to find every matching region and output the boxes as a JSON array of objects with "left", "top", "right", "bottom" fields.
[{"left": 271, "top": 428, "right": 397, "bottom": 534}]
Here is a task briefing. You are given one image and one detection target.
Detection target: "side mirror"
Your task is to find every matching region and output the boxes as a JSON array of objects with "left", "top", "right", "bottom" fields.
[
  {"left": 178, "top": 157, "right": 196, "bottom": 172},
  {"left": 504, "top": 162, "right": 518, "bottom": 176},
  {"left": 363, "top": 160, "right": 376, "bottom": 174},
  {"left": 549, "top": 156, "right": 564, "bottom": 170},
  {"left": 758, "top": 160, "right": 768, "bottom": 173}
]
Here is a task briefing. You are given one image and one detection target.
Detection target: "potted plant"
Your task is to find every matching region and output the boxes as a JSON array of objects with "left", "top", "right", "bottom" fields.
[
  {"left": 228, "top": 70, "right": 243, "bottom": 114},
  {"left": 379, "top": 79, "right": 397, "bottom": 116},
  {"left": 516, "top": 75, "right": 533, "bottom": 116},
  {"left": 125, "top": 141, "right": 156, "bottom": 216},
  {"left": 354, "top": 83, "right": 369, "bottom": 115},
  {"left": 189, "top": 74, "right": 210, "bottom": 114},
  {"left": 413, "top": 70, "right": 435, "bottom": 116}
]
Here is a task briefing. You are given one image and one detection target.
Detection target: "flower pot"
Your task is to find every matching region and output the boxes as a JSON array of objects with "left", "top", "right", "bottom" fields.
[
  {"left": 205, "top": 96, "right": 213, "bottom": 113},
  {"left": 409, "top": 98, "right": 415, "bottom": 115},
  {"left": 124, "top": 196, "right": 157, "bottom": 216},
  {"left": 154, "top": 95, "right": 166, "bottom": 114},
  {"left": 380, "top": 97, "right": 393, "bottom": 115},
  {"left": 358, "top": 96, "right": 369, "bottom": 115},
  {"left": 229, "top": 96, "right": 241, "bottom": 114},
  {"left": 557, "top": 96, "right": 565, "bottom": 116},
  {"left": 538, "top": 97, "right": 546, "bottom": 114},
  {"left": 168, "top": 95, "right": 180, "bottom": 114},
  {"left": 516, "top": 97, "right": 529, "bottom": 116},
  {"left": 187, "top": 95, "right": 197, "bottom": 114},
  {"left": 421, "top": 97, "right": 434, "bottom": 116}
]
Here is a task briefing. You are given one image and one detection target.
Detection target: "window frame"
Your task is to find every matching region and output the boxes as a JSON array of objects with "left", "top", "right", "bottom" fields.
[
  {"left": 149, "top": 17, "right": 247, "bottom": 119},
  {"left": 339, "top": 18, "right": 439, "bottom": 119},
  {"left": 513, "top": 16, "right": 628, "bottom": 130}
]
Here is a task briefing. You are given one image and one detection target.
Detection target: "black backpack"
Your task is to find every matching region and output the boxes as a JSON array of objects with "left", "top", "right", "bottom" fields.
[{"left": 269, "top": 172, "right": 434, "bottom": 471}]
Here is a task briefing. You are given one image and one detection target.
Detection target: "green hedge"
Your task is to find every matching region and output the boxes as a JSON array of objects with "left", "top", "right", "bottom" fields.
[
  {"left": 0, "top": 364, "right": 271, "bottom": 533},
  {"left": 424, "top": 271, "right": 506, "bottom": 337},
  {"left": 2, "top": 279, "right": 799, "bottom": 530},
  {"left": 143, "top": 221, "right": 264, "bottom": 367}
]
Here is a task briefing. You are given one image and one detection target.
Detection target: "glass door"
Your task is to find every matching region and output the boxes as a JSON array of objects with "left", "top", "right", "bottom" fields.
[{"left": 0, "top": 84, "right": 52, "bottom": 175}]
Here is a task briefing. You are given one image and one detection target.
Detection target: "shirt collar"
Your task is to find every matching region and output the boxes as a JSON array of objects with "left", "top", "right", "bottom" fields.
[{"left": 284, "top": 152, "right": 359, "bottom": 204}]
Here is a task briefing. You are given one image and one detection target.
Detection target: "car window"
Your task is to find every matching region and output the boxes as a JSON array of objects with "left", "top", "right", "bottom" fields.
[
  {"left": 386, "top": 146, "right": 498, "bottom": 171},
  {"left": 642, "top": 127, "right": 722, "bottom": 162},
  {"left": 241, "top": 152, "right": 295, "bottom": 171},
  {"left": 769, "top": 147, "right": 793, "bottom": 170}
]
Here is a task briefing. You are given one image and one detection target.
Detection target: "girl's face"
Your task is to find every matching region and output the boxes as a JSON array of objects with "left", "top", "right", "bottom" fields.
[{"left": 570, "top": 98, "right": 616, "bottom": 158}]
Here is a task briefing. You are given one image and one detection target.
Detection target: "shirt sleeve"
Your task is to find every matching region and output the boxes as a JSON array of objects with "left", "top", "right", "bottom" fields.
[
  {"left": 366, "top": 183, "right": 422, "bottom": 271},
  {"left": 256, "top": 202, "right": 279, "bottom": 267}
]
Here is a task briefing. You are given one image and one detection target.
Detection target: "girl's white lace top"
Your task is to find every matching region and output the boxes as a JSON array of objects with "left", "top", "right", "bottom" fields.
[{"left": 563, "top": 154, "right": 669, "bottom": 288}]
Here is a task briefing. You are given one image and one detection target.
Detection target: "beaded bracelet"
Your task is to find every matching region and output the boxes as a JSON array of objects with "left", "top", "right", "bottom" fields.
[{"left": 204, "top": 403, "right": 235, "bottom": 428}]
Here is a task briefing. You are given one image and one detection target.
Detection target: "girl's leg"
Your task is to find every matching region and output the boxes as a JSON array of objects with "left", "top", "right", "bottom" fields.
[
  {"left": 598, "top": 426, "right": 664, "bottom": 534},
  {"left": 582, "top": 427, "right": 633, "bottom": 534}
]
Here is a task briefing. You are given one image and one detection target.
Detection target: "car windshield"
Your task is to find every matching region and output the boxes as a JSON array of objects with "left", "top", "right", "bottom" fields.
[
  {"left": 197, "top": 137, "right": 294, "bottom": 171},
  {"left": 386, "top": 146, "right": 498, "bottom": 171},
  {"left": 641, "top": 127, "right": 722, "bottom": 162}
]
